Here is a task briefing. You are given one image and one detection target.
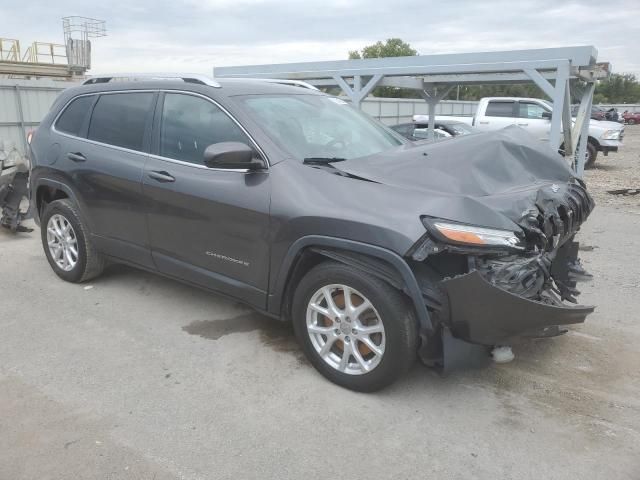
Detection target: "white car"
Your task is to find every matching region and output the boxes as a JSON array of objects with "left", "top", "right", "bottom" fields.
[{"left": 417, "top": 97, "right": 624, "bottom": 167}]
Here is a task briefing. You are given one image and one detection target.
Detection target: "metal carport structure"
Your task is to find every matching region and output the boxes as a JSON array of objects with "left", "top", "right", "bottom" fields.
[{"left": 214, "top": 46, "right": 609, "bottom": 176}]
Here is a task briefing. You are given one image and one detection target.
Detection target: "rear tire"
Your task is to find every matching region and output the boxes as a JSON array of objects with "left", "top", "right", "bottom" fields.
[
  {"left": 292, "top": 261, "right": 417, "bottom": 392},
  {"left": 40, "top": 199, "right": 104, "bottom": 283}
]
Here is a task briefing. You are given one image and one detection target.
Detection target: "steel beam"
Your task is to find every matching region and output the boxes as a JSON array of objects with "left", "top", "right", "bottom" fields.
[
  {"left": 215, "top": 46, "right": 598, "bottom": 80},
  {"left": 0, "top": 61, "right": 72, "bottom": 77},
  {"left": 420, "top": 84, "right": 454, "bottom": 141},
  {"left": 548, "top": 61, "right": 571, "bottom": 151},
  {"left": 572, "top": 83, "right": 595, "bottom": 177},
  {"left": 12, "top": 85, "right": 28, "bottom": 155}
]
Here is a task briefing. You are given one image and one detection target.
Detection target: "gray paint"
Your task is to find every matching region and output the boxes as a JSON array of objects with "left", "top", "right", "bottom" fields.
[{"left": 29, "top": 78, "right": 594, "bottom": 349}]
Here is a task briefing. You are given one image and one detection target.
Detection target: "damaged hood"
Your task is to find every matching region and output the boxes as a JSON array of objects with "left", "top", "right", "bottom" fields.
[
  {"left": 333, "top": 126, "right": 591, "bottom": 236},
  {"left": 335, "top": 126, "right": 574, "bottom": 197}
]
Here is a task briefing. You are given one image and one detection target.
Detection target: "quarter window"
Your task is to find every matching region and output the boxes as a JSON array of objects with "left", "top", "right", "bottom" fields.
[
  {"left": 160, "top": 93, "right": 250, "bottom": 165},
  {"left": 485, "top": 101, "right": 515, "bottom": 118},
  {"left": 88, "top": 93, "right": 154, "bottom": 151},
  {"left": 55, "top": 95, "right": 94, "bottom": 136}
]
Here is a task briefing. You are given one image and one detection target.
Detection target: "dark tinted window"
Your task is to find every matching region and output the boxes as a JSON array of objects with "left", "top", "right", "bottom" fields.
[
  {"left": 485, "top": 101, "right": 514, "bottom": 118},
  {"left": 88, "top": 93, "right": 154, "bottom": 151},
  {"left": 55, "top": 95, "right": 94, "bottom": 136},
  {"left": 160, "top": 93, "right": 249, "bottom": 165}
]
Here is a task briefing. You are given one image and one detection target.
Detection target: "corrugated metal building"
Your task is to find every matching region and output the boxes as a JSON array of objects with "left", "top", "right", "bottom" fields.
[{"left": 0, "top": 79, "right": 78, "bottom": 160}]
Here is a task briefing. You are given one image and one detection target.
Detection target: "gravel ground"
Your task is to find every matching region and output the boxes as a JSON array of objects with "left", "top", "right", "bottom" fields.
[
  {"left": 1, "top": 131, "right": 639, "bottom": 479},
  {"left": 586, "top": 124, "right": 640, "bottom": 210}
]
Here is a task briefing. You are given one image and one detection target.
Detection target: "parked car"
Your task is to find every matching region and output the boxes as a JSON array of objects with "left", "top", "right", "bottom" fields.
[
  {"left": 435, "top": 97, "right": 624, "bottom": 167},
  {"left": 622, "top": 111, "right": 640, "bottom": 125},
  {"left": 391, "top": 120, "right": 476, "bottom": 141},
  {"left": 571, "top": 105, "right": 606, "bottom": 121},
  {"left": 29, "top": 75, "right": 594, "bottom": 391}
]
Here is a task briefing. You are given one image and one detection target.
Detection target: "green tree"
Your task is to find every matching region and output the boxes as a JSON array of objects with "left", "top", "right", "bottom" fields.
[
  {"left": 348, "top": 38, "right": 419, "bottom": 98},
  {"left": 594, "top": 74, "right": 640, "bottom": 103},
  {"left": 348, "top": 38, "right": 417, "bottom": 60}
]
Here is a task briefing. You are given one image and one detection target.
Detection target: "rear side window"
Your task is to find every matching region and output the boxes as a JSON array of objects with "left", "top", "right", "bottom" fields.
[
  {"left": 55, "top": 95, "right": 94, "bottom": 136},
  {"left": 160, "top": 93, "right": 249, "bottom": 165},
  {"left": 88, "top": 93, "right": 154, "bottom": 151},
  {"left": 485, "top": 101, "right": 514, "bottom": 118}
]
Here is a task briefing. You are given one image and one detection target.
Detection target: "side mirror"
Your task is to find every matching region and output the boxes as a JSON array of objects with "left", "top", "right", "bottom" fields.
[
  {"left": 541, "top": 111, "right": 552, "bottom": 119},
  {"left": 203, "top": 142, "right": 265, "bottom": 170}
]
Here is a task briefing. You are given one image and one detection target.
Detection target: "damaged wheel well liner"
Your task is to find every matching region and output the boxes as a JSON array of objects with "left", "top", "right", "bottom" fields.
[
  {"left": 36, "top": 185, "right": 69, "bottom": 218},
  {"left": 269, "top": 236, "right": 433, "bottom": 335}
]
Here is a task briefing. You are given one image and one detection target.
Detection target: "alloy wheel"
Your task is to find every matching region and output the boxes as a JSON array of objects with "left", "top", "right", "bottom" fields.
[
  {"left": 306, "top": 284, "right": 386, "bottom": 375},
  {"left": 46, "top": 214, "right": 79, "bottom": 272}
]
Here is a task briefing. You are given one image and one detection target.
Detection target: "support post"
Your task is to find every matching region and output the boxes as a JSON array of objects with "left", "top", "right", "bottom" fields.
[
  {"left": 13, "top": 85, "right": 28, "bottom": 156},
  {"left": 548, "top": 62, "right": 570, "bottom": 151},
  {"left": 572, "top": 83, "right": 595, "bottom": 178},
  {"left": 524, "top": 62, "right": 570, "bottom": 151},
  {"left": 561, "top": 79, "right": 574, "bottom": 159},
  {"left": 333, "top": 74, "right": 383, "bottom": 108},
  {"left": 420, "top": 84, "right": 454, "bottom": 141}
]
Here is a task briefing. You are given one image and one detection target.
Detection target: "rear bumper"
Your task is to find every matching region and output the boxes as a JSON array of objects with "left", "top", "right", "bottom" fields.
[{"left": 442, "top": 270, "right": 593, "bottom": 345}]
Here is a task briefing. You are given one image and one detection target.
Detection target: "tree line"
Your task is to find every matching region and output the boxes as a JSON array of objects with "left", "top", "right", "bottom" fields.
[{"left": 346, "top": 39, "right": 640, "bottom": 104}]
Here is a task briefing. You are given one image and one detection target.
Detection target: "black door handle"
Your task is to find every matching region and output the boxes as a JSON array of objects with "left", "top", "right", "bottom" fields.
[
  {"left": 67, "top": 152, "right": 86, "bottom": 162},
  {"left": 148, "top": 170, "right": 175, "bottom": 183}
]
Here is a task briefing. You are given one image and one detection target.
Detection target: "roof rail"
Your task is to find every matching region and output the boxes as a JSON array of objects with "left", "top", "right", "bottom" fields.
[
  {"left": 83, "top": 73, "right": 221, "bottom": 88},
  {"left": 258, "top": 78, "right": 319, "bottom": 91}
]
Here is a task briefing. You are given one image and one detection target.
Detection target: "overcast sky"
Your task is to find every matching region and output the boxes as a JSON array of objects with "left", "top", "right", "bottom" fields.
[{"left": 2, "top": 0, "right": 638, "bottom": 76}]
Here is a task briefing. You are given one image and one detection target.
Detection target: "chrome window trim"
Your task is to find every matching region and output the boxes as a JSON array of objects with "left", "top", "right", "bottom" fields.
[
  {"left": 50, "top": 88, "right": 270, "bottom": 170},
  {"left": 147, "top": 153, "right": 250, "bottom": 173}
]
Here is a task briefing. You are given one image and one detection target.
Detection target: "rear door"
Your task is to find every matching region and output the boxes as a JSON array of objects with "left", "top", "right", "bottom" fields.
[
  {"left": 516, "top": 100, "right": 551, "bottom": 141},
  {"left": 143, "top": 91, "right": 271, "bottom": 307},
  {"left": 475, "top": 100, "right": 516, "bottom": 131},
  {"left": 55, "top": 91, "right": 156, "bottom": 268}
]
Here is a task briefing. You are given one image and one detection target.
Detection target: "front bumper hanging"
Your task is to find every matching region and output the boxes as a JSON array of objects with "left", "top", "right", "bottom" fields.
[{"left": 442, "top": 270, "right": 594, "bottom": 346}]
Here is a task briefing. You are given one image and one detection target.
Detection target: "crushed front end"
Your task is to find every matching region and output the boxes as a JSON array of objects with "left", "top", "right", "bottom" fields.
[{"left": 409, "top": 179, "right": 595, "bottom": 366}]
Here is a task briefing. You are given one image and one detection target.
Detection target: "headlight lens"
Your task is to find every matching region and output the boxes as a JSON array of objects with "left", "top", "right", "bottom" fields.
[
  {"left": 429, "top": 220, "right": 523, "bottom": 249},
  {"left": 602, "top": 129, "right": 621, "bottom": 140}
]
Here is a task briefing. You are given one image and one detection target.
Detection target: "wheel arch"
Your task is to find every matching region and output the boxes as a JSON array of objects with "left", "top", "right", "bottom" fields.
[
  {"left": 269, "top": 235, "right": 433, "bottom": 333},
  {"left": 32, "top": 179, "right": 90, "bottom": 229},
  {"left": 587, "top": 135, "right": 600, "bottom": 148}
]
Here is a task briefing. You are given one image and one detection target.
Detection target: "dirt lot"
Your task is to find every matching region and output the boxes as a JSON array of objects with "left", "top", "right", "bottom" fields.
[{"left": 1, "top": 128, "right": 639, "bottom": 480}]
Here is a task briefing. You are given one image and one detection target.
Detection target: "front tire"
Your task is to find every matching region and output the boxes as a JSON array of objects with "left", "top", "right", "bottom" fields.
[
  {"left": 585, "top": 142, "right": 597, "bottom": 169},
  {"left": 292, "top": 261, "right": 417, "bottom": 392},
  {"left": 40, "top": 199, "right": 104, "bottom": 283}
]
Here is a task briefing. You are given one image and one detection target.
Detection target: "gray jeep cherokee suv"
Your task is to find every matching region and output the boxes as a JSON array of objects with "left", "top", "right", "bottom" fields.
[{"left": 29, "top": 74, "right": 594, "bottom": 391}]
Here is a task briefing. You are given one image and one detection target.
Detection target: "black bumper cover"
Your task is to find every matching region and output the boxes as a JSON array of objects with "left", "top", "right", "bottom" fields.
[{"left": 442, "top": 270, "right": 594, "bottom": 346}]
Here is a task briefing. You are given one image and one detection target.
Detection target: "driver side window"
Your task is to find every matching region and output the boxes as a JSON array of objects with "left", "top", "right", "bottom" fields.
[
  {"left": 160, "top": 93, "right": 249, "bottom": 165},
  {"left": 518, "top": 102, "right": 547, "bottom": 120}
]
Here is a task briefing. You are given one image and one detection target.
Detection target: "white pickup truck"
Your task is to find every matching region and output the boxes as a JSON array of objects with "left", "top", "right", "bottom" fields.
[{"left": 415, "top": 97, "right": 625, "bottom": 167}]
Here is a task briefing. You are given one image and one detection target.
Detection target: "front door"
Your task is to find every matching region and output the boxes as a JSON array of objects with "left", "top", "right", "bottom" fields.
[
  {"left": 142, "top": 92, "right": 271, "bottom": 308},
  {"left": 516, "top": 101, "right": 551, "bottom": 141}
]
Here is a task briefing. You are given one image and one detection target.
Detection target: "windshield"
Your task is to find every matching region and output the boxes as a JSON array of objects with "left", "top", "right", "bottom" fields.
[{"left": 238, "top": 94, "right": 404, "bottom": 160}]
